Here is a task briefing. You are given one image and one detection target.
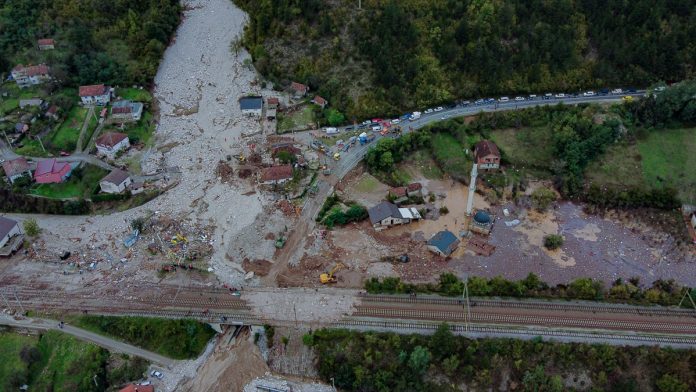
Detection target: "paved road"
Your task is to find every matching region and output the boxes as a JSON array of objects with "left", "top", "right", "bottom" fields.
[{"left": 0, "top": 315, "right": 176, "bottom": 367}]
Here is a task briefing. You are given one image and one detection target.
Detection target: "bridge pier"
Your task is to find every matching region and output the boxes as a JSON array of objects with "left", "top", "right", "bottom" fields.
[{"left": 208, "top": 323, "right": 224, "bottom": 333}]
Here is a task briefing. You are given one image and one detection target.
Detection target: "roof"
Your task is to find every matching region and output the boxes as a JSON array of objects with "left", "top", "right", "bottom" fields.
[
  {"left": 96, "top": 132, "right": 128, "bottom": 148},
  {"left": 368, "top": 201, "right": 402, "bottom": 224},
  {"left": 290, "top": 82, "right": 308, "bottom": 93},
  {"left": 19, "top": 99, "right": 43, "bottom": 107},
  {"left": 389, "top": 187, "right": 407, "bottom": 198},
  {"left": 111, "top": 100, "right": 135, "bottom": 114},
  {"left": 14, "top": 123, "right": 28, "bottom": 133},
  {"left": 398, "top": 208, "right": 422, "bottom": 220},
  {"left": 101, "top": 169, "right": 130, "bottom": 185},
  {"left": 0, "top": 216, "right": 18, "bottom": 239},
  {"left": 475, "top": 140, "right": 500, "bottom": 159},
  {"left": 13, "top": 64, "right": 50, "bottom": 77},
  {"left": 427, "top": 230, "right": 459, "bottom": 255},
  {"left": 35, "top": 159, "right": 70, "bottom": 176},
  {"left": 267, "top": 97, "right": 279, "bottom": 105},
  {"left": 474, "top": 210, "right": 491, "bottom": 224},
  {"left": 37, "top": 38, "right": 55, "bottom": 45},
  {"left": 79, "top": 84, "right": 107, "bottom": 97},
  {"left": 46, "top": 105, "right": 58, "bottom": 115},
  {"left": 2, "top": 158, "right": 31, "bottom": 177},
  {"left": 239, "top": 96, "right": 263, "bottom": 110},
  {"left": 407, "top": 183, "right": 422, "bottom": 192},
  {"left": 260, "top": 165, "right": 293, "bottom": 182},
  {"left": 312, "top": 95, "right": 327, "bottom": 105},
  {"left": 119, "top": 384, "right": 154, "bottom": 392}
]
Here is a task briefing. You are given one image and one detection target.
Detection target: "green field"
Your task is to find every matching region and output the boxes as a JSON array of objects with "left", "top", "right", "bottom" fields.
[
  {"left": 430, "top": 133, "right": 471, "bottom": 178},
  {"left": 50, "top": 106, "right": 88, "bottom": 152},
  {"left": 490, "top": 127, "right": 555, "bottom": 177},
  {"left": 354, "top": 174, "right": 381, "bottom": 193},
  {"left": 0, "top": 332, "right": 36, "bottom": 386},
  {"left": 30, "top": 164, "right": 107, "bottom": 199},
  {"left": 125, "top": 111, "right": 156, "bottom": 146},
  {"left": 588, "top": 127, "right": 696, "bottom": 203},
  {"left": 0, "top": 97, "right": 18, "bottom": 114},
  {"left": 117, "top": 87, "right": 153, "bottom": 103},
  {"left": 277, "top": 105, "right": 315, "bottom": 132},
  {"left": 15, "top": 139, "right": 50, "bottom": 157},
  {"left": 406, "top": 149, "right": 444, "bottom": 180}
]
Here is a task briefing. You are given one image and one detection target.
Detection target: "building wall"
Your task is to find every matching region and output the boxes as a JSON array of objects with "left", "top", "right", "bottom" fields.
[
  {"left": 242, "top": 108, "right": 262, "bottom": 116},
  {"left": 81, "top": 93, "right": 111, "bottom": 106},
  {"left": 100, "top": 178, "right": 132, "bottom": 194},
  {"left": 0, "top": 224, "right": 21, "bottom": 248},
  {"left": 96, "top": 138, "right": 130, "bottom": 158}
]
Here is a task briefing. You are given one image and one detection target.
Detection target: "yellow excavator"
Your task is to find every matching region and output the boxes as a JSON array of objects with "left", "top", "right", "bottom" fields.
[
  {"left": 320, "top": 262, "right": 345, "bottom": 284},
  {"left": 234, "top": 153, "right": 246, "bottom": 163}
]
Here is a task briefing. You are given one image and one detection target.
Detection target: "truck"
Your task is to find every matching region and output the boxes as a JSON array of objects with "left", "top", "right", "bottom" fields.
[
  {"left": 359, "top": 132, "right": 376, "bottom": 145},
  {"left": 409, "top": 111, "right": 421, "bottom": 120}
]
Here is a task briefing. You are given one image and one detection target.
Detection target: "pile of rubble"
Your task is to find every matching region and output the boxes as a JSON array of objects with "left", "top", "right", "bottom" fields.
[{"left": 141, "top": 214, "right": 214, "bottom": 268}]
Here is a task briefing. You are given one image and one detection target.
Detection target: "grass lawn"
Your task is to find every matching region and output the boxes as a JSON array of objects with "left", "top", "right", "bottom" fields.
[
  {"left": 50, "top": 106, "right": 87, "bottom": 152},
  {"left": 407, "top": 149, "right": 444, "bottom": 180},
  {"left": 277, "top": 105, "right": 315, "bottom": 132},
  {"left": 0, "top": 97, "right": 18, "bottom": 115},
  {"left": 15, "top": 139, "right": 50, "bottom": 157},
  {"left": 586, "top": 127, "right": 696, "bottom": 203},
  {"left": 81, "top": 110, "right": 99, "bottom": 148},
  {"left": 71, "top": 315, "right": 216, "bottom": 359},
  {"left": 490, "top": 127, "right": 555, "bottom": 176},
  {"left": 30, "top": 164, "right": 107, "bottom": 199},
  {"left": 354, "top": 173, "right": 381, "bottom": 193},
  {"left": 430, "top": 133, "right": 471, "bottom": 178},
  {"left": 125, "top": 111, "right": 156, "bottom": 146},
  {"left": 117, "top": 87, "right": 153, "bottom": 103},
  {"left": 0, "top": 332, "right": 36, "bottom": 386}
]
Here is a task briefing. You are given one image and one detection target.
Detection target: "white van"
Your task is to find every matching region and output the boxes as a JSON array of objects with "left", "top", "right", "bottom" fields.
[{"left": 324, "top": 127, "right": 339, "bottom": 134}]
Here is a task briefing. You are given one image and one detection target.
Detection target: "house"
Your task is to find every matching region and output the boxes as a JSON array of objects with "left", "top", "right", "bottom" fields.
[
  {"left": 110, "top": 100, "right": 143, "bottom": 121},
  {"left": 267, "top": 97, "right": 279, "bottom": 109},
  {"left": 34, "top": 159, "right": 72, "bottom": 184},
  {"left": 407, "top": 182, "right": 423, "bottom": 197},
  {"left": 0, "top": 216, "right": 22, "bottom": 253},
  {"left": 312, "top": 95, "right": 328, "bottom": 108},
  {"left": 19, "top": 99, "right": 43, "bottom": 109},
  {"left": 95, "top": 132, "right": 130, "bottom": 158},
  {"left": 11, "top": 64, "right": 51, "bottom": 88},
  {"left": 426, "top": 230, "right": 460, "bottom": 257},
  {"left": 239, "top": 96, "right": 263, "bottom": 116},
  {"left": 14, "top": 123, "right": 29, "bottom": 134},
  {"left": 2, "top": 158, "right": 32, "bottom": 184},
  {"left": 45, "top": 105, "right": 59, "bottom": 120},
  {"left": 388, "top": 182, "right": 423, "bottom": 203},
  {"left": 474, "top": 140, "right": 501, "bottom": 170},
  {"left": 99, "top": 170, "right": 132, "bottom": 194},
  {"left": 469, "top": 210, "right": 494, "bottom": 235},
  {"left": 368, "top": 201, "right": 408, "bottom": 230},
  {"left": 119, "top": 384, "right": 154, "bottom": 392},
  {"left": 79, "top": 84, "right": 111, "bottom": 105},
  {"left": 259, "top": 165, "right": 293, "bottom": 185},
  {"left": 290, "top": 82, "right": 309, "bottom": 98},
  {"left": 37, "top": 38, "right": 55, "bottom": 50}
]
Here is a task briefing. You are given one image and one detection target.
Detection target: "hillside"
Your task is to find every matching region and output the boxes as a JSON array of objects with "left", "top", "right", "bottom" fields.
[
  {"left": 0, "top": 0, "right": 181, "bottom": 86},
  {"left": 236, "top": 0, "right": 695, "bottom": 118}
]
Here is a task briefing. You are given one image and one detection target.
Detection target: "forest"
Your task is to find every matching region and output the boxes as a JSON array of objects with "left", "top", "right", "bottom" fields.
[
  {"left": 0, "top": 0, "right": 181, "bottom": 86},
  {"left": 307, "top": 326, "right": 695, "bottom": 391},
  {"left": 236, "top": 0, "right": 695, "bottom": 119}
]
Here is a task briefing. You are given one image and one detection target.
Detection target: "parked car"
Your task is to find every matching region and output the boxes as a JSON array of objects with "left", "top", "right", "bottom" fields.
[
  {"left": 460, "top": 100, "right": 471, "bottom": 106},
  {"left": 151, "top": 371, "right": 163, "bottom": 379},
  {"left": 362, "top": 120, "right": 371, "bottom": 125},
  {"left": 391, "top": 118, "right": 400, "bottom": 124},
  {"left": 654, "top": 86, "right": 666, "bottom": 92},
  {"left": 344, "top": 126, "right": 354, "bottom": 131},
  {"left": 434, "top": 106, "right": 444, "bottom": 112},
  {"left": 544, "top": 93, "right": 553, "bottom": 99},
  {"left": 474, "top": 99, "right": 485, "bottom": 105},
  {"left": 514, "top": 96, "right": 525, "bottom": 101},
  {"left": 583, "top": 91, "right": 596, "bottom": 96},
  {"left": 555, "top": 93, "right": 566, "bottom": 98},
  {"left": 372, "top": 125, "right": 382, "bottom": 132},
  {"left": 498, "top": 97, "right": 509, "bottom": 102},
  {"left": 528, "top": 94, "right": 537, "bottom": 100},
  {"left": 424, "top": 108, "right": 434, "bottom": 114},
  {"left": 611, "top": 88, "right": 623, "bottom": 95}
]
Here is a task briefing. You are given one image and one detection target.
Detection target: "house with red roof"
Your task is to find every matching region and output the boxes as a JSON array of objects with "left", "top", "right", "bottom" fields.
[
  {"left": 96, "top": 132, "right": 130, "bottom": 158},
  {"left": 2, "top": 157, "right": 32, "bottom": 184},
  {"left": 11, "top": 64, "right": 51, "bottom": 88},
  {"left": 34, "top": 159, "right": 71, "bottom": 184},
  {"left": 311, "top": 95, "right": 328, "bottom": 108},
  {"left": 289, "top": 82, "right": 309, "bottom": 98},
  {"left": 474, "top": 140, "right": 501, "bottom": 170},
  {"left": 79, "top": 84, "right": 112, "bottom": 105},
  {"left": 111, "top": 100, "right": 143, "bottom": 121},
  {"left": 45, "top": 105, "right": 59, "bottom": 120},
  {"left": 37, "top": 38, "right": 55, "bottom": 50},
  {"left": 259, "top": 165, "right": 293, "bottom": 185},
  {"left": 266, "top": 97, "right": 279, "bottom": 109}
]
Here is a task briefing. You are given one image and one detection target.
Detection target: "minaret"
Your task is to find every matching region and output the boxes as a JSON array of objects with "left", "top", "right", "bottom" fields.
[{"left": 466, "top": 161, "right": 478, "bottom": 216}]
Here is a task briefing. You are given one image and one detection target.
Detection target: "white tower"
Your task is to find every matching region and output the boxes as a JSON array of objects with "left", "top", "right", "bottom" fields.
[{"left": 466, "top": 161, "right": 478, "bottom": 216}]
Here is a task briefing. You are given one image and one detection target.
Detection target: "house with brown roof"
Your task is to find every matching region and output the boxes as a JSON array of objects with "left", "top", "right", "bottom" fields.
[
  {"left": 388, "top": 182, "right": 423, "bottom": 203},
  {"left": 100, "top": 169, "right": 132, "bottom": 194},
  {"left": 290, "top": 82, "right": 309, "bottom": 98},
  {"left": 37, "top": 38, "right": 55, "bottom": 50},
  {"left": 45, "top": 105, "right": 59, "bottom": 120},
  {"left": 11, "top": 64, "right": 51, "bottom": 88},
  {"left": 311, "top": 95, "right": 328, "bottom": 108},
  {"left": 259, "top": 165, "right": 293, "bottom": 185},
  {"left": 2, "top": 157, "right": 32, "bottom": 184},
  {"left": 266, "top": 97, "right": 279, "bottom": 109},
  {"left": 111, "top": 100, "right": 143, "bottom": 121},
  {"left": 96, "top": 132, "right": 130, "bottom": 158},
  {"left": 474, "top": 140, "right": 500, "bottom": 170},
  {"left": 79, "top": 84, "right": 111, "bottom": 105}
]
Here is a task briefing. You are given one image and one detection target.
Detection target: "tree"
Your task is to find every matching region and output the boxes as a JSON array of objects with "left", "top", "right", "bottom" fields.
[
  {"left": 522, "top": 365, "right": 563, "bottom": 392},
  {"left": 430, "top": 323, "right": 455, "bottom": 360},
  {"left": 380, "top": 151, "right": 394, "bottom": 170},
  {"left": 325, "top": 109, "right": 345, "bottom": 126},
  {"left": 131, "top": 217, "right": 145, "bottom": 233},
  {"left": 656, "top": 374, "right": 688, "bottom": 392},
  {"left": 23, "top": 218, "right": 41, "bottom": 237},
  {"left": 543, "top": 234, "right": 564, "bottom": 250},
  {"left": 276, "top": 150, "right": 295, "bottom": 164},
  {"left": 408, "top": 346, "right": 431, "bottom": 374},
  {"left": 531, "top": 187, "right": 557, "bottom": 211}
]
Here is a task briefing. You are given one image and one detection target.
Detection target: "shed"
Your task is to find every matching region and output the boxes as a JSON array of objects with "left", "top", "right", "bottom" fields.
[
  {"left": 99, "top": 170, "right": 132, "bottom": 194},
  {"left": 239, "top": 96, "right": 263, "bottom": 116},
  {"left": 427, "top": 230, "right": 460, "bottom": 257}
]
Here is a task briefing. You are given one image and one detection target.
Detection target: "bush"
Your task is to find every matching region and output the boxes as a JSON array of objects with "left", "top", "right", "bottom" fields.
[
  {"left": 439, "top": 206, "right": 449, "bottom": 214},
  {"left": 264, "top": 324, "right": 275, "bottom": 348},
  {"left": 543, "top": 234, "right": 564, "bottom": 250},
  {"left": 23, "top": 218, "right": 41, "bottom": 237},
  {"left": 531, "top": 187, "right": 557, "bottom": 211}
]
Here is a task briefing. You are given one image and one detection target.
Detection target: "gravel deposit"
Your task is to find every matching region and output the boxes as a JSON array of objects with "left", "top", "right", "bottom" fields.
[{"left": 246, "top": 288, "right": 358, "bottom": 324}]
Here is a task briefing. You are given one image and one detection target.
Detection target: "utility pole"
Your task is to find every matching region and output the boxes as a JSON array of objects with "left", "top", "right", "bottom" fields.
[
  {"left": 462, "top": 276, "right": 471, "bottom": 332},
  {"left": 678, "top": 288, "right": 696, "bottom": 311},
  {"left": 12, "top": 288, "right": 26, "bottom": 315}
]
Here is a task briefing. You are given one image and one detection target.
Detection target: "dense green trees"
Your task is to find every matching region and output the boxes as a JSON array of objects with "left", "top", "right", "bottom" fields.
[
  {"left": 0, "top": 0, "right": 181, "bottom": 86},
  {"left": 237, "top": 0, "right": 695, "bottom": 118}
]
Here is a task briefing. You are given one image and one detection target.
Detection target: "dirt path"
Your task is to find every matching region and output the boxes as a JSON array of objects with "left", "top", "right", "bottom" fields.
[{"left": 74, "top": 106, "right": 95, "bottom": 153}]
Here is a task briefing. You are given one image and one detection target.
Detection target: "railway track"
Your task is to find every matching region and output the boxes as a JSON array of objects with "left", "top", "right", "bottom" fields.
[{"left": 359, "top": 294, "right": 696, "bottom": 318}]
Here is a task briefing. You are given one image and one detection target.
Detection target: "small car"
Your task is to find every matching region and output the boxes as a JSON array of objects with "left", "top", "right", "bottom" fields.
[
  {"left": 434, "top": 106, "right": 444, "bottom": 112},
  {"left": 151, "top": 370, "right": 163, "bottom": 379},
  {"left": 514, "top": 96, "right": 525, "bottom": 101}
]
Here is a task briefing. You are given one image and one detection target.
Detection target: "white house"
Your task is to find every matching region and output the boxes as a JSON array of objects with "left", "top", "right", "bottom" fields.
[
  {"left": 99, "top": 170, "right": 132, "bottom": 194},
  {"left": 79, "top": 84, "right": 112, "bottom": 105},
  {"left": 11, "top": 64, "right": 51, "bottom": 88},
  {"left": 111, "top": 100, "right": 143, "bottom": 121},
  {"left": 95, "top": 132, "right": 130, "bottom": 158},
  {"left": 239, "top": 96, "right": 263, "bottom": 116},
  {"left": 0, "top": 216, "right": 21, "bottom": 249}
]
